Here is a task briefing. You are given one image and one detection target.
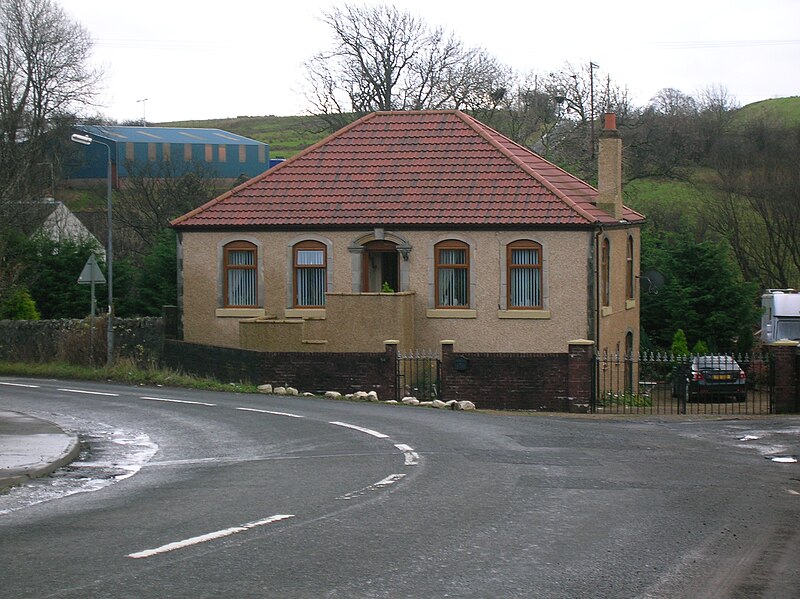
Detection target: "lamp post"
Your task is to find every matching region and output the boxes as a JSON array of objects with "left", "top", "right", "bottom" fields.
[{"left": 70, "top": 133, "right": 114, "bottom": 367}]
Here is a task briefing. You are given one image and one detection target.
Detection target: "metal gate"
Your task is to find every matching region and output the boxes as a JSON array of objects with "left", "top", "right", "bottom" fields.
[
  {"left": 396, "top": 350, "right": 441, "bottom": 401},
  {"left": 594, "top": 351, "right": 774, "bottom": 415}
]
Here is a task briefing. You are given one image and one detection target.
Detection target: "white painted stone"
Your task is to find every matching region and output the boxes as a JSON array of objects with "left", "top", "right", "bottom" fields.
[
  {"left": 367, "top": 391, "right": 379, "bottom": 402},
  {"left": 286, "top": 387, "right": 299, "bottom": 396},
  {"left": 457, "top": 400, "right": 476, "bottom": 411},
  {"left": 354, "top": 391, "right": 369, "bottom": 400},
  {"left": 324, "top": 391, "right": 342, "bottom": 399},
  {"left": 384, "top": 400, "right": 399, "bottom": 404},
  {"left": 432, "top": 399, "right": 447, "bottom": 409},
  {"left": 302, "top": 392, "right": 315, "bottom": 397},
  {"left": 273, "top": 386, "right": 287, "bottom": 395},
  {"left": 345, "top": 394, "right": 355, "bottom": 400},
  {"left": 401, "top": 396, "right": 420, "bottom": 405},
  {"left": 445, "top": 400, "right": 459, "bottom": 409},
  {"left": 419, "top": 401, "right": 434, "bottom": 407},
  {"left": 257, "top": 384, "right": 273, "bottom": 393}
]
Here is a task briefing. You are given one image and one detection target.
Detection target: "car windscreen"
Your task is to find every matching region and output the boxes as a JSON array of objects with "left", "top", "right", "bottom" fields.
[{"left": 776, "top": 319, "right": 800, "bottom": 341}]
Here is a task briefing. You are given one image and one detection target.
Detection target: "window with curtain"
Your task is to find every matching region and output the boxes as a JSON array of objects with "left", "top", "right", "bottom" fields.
[
  {"left": 294, "top": 241, "right": 326, "bottom": 307},
  {"left": 435, "top": 240, "right": 469, "bottom": 308},
  {"left": 626, "top": 235, "right": 635, "bottom": 300},
  {"left": 507, "top": 240, "right": 542, "bottom": 308},
  {"left": 601, "top": 238, "right": 610, "bottom": 307},
  {"left": 223, "top": 241, "right": 257, "bottom": 307}
]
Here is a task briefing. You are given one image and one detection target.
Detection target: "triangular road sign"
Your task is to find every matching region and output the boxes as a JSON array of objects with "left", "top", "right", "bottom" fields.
[{"left": 78, "top": 254, "right": 106, "bottom": 284}]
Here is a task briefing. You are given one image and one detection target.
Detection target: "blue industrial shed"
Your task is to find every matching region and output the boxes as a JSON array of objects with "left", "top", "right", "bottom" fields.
[{"left": 66, "top": 125, "right": 276, "bottom": 186}]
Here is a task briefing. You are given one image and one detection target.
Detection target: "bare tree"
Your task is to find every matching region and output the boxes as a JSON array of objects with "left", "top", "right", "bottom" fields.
[
  {"left": 705, "top": 121, "right": 800, "bottom": 289},
  {"left": 303, "top": 3, "right": 508, "bottom": 128},
  {"left": 113, "top": 160, "right": 223, "bottom": 262},
  {"left": 0, "top": 0, "right": 99, "bottom": 222}
]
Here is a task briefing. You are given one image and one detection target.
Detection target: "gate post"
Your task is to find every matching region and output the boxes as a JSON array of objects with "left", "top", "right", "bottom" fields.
[
  {"left": 384, "top": 340, "right": 399, "bottom": 401},
  {"left": 769, "top": 340, "right": 799, "bottom": 413},
  {"left": 568, "top": 339, "right": 595, "bottom": 413}
]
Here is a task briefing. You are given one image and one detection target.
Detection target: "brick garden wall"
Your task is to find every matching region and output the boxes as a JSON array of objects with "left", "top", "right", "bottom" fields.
[
  {"left": 439, "top": 341, "right": 594, "bottom": 411},
  {"left": 163, "top": 339, "right": 397, "bottom": 399}
]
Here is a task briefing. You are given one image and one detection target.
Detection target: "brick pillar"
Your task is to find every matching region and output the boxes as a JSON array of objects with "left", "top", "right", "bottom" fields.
[
  {"left": 769, "top": 341, "right": 799, "bottom": 414},
  {"left": 440, "top": 340, "right": 455, "bottom": 403},
  {"left": 567, "top": 339, "right": 595, "bottom": 413},
  {"left": 383, "top": 340, "right": 399, "bottom": 401}
]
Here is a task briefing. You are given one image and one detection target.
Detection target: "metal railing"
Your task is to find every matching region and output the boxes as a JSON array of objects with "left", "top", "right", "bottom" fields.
[{"left": 594, "top": 351, "right": 774, "bottom": 415}]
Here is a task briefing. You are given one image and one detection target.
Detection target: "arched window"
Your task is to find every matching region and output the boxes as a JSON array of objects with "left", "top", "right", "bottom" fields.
[
  {"left": 507, "top": 240, "right": 542, "bottom": 309},
  {"left": 435, "top": 240, "right": 469, "bottom": 308},
  {"left": 626, "top": 235, "right": 635, "bottom": 300},
  {"left": 601, "top": 238, "right": 610, "bottom": 308},
  {"left": 223, "top": 240, "right": 257, "bottom": 307},
  {"left": 293, "top": 240, "right": 327, "bottom": 307}
]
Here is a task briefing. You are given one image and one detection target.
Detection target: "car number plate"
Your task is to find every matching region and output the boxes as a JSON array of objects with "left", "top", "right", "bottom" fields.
[{"left": 712, "top": 374, "right": 731, "bottom": 381}]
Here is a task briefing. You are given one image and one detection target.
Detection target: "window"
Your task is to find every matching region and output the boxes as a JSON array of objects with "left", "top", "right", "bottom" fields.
[
  {"left": 435, "top": 240, "right": 469, "bottom": 308},
  {"left": 626, "top": 235, "right": 635, "bottom": 300},
  {"left": 507, "top": 240, "right": 542, "bottom": 309},
  {"left": 223, "top": 241, "right": 257, "bottom": 307},
  {"left": 601, "top": 238, "right": 610, "bottom": 307},
  {"left": 294, "top": 241, "right": 326, "bottom": 307}
]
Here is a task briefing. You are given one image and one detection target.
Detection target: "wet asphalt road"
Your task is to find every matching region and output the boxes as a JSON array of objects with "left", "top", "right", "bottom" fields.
[{"left": 1, "top": 376, "right": 798, "bottom": 598}]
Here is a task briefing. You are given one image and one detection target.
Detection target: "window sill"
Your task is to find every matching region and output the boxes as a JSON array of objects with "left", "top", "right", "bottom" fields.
[
  {"left": 626, "top": 299, "right": 636, "bottom": 310},
  {"left": 215, "top": 308, "right": 265, "bottom": 318},
  {"left": 600, "top": 306, "right": 613, "bottom": 317},
  {"left": 284, "top": 308, "right": 326, "bottom": 319},
  {"left": 498, "top": 309, "right": 551, "bottom": 319},
  {"left": 426, "top": 309, "right": 477, "bottom": 319}
]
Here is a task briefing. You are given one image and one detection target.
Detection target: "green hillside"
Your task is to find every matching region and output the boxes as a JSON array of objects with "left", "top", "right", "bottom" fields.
[
  {"left": 733, "top": 96, "right": 800, "bottom": 126},
  {"left": 160, "top": 114, "right": 331, "bottom": 159}
]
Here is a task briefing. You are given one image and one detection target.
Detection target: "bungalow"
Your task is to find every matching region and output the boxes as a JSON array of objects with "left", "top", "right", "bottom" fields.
[{"left": 170, "top": 110, "right": 644, "bottom": 360}]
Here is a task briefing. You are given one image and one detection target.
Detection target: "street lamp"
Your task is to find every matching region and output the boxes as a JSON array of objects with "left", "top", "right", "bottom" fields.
[{"left": 70, "top": 133, "right": 114, "bottom": 367}]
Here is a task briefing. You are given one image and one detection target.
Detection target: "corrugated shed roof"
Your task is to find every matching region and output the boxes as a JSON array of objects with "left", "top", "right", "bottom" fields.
[
  {"left": 75, "top": 125, "right": 265, "bottom": 146},
  {"left": 171, "top": 110, "right": 644, "bottom": 229}
]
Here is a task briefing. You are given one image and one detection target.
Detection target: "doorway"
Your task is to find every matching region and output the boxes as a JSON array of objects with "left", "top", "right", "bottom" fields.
[{"left": 362, "top": 241, "right": 399, "bottom": 292}]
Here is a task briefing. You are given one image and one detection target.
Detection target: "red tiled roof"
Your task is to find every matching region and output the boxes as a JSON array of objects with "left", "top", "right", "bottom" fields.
[{"left": 171, "top": 111, "right": 644, "bottom": 229}]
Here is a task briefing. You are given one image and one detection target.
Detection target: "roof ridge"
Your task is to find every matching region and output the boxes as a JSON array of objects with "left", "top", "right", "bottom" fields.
[{"left": 454, "top": 112, "right": 599, "bottom": 223}]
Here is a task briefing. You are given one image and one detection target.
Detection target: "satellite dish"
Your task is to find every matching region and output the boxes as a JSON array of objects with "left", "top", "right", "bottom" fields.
[{"left": 640, "top": 270, "right": 664, "bottom": 294}]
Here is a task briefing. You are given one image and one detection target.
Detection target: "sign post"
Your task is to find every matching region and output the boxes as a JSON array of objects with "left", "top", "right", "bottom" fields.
[{"left": 78, "top": 255, "right": 106, "bottom": 365}]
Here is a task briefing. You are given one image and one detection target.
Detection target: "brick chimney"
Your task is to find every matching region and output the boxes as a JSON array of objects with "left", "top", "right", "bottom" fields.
[{"left": 596, "top": 112, "right": 623, "bottom": 219}]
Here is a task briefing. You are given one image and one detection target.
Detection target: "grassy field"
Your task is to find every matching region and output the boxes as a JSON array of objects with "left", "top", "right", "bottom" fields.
[{"left": 160, "top": 114, "right": 332, "bottom": 159}]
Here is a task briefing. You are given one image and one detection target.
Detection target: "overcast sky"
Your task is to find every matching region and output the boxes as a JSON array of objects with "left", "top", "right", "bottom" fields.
[{"left": 62, "top": 0, "right": 800, "bottom": 123}]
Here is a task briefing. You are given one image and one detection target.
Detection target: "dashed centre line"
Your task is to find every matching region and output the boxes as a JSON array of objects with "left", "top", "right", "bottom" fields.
[
  {"left": 58, "top": 388, "right": 119, "bottom": 397},
  {"left": 127, "top": 514, "right": 295, "bottom": 559},
  {"left": 0, "top": 381, "right": 40, "bottom": 388},
  {"left": 394, "top": 444, "right": 420, "bottom": 466},
  {"left": 236, "top": 407, "right": 304, "bottom": 418},
  {"left": 140, "top": 396, "right": 216, "bottom": 407},
  {"left": 329, "top": 421, "right": 390, "bottom": 438}
]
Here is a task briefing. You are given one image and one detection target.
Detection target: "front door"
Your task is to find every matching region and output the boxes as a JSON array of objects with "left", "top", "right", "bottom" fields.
[{"left": 363, "top": 241, "right": 399, "bottom": 292}]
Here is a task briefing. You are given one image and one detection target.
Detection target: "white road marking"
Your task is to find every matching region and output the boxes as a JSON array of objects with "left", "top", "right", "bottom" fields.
[
  {"left": 338, "top": 474, "right": 407, "bottom": 500},
  {"left": 127, "top": 514, "right": 295, "bottom": 559},
  {"left": 0, "top": 381, "right": 40, "bottom": 388},
  {"left": 140, "top": 396, "right": 216, "bottom": 406},
  {"left": 58, "top": 388, "right": 119, "bottom": 397},
  {"left": 236, "top": 407, "right": 304, "bottom": 418},
  {"left": 329, "top": 421, "right": 389, "bottom": 438},
  {"left": 394, "top": 444, "right": 419, "bottom": 466}
]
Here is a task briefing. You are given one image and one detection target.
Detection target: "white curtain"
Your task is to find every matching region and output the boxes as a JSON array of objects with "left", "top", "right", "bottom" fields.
[
  {"left": 227, "top": 250, "right": 256, "bottom": 306},
  {"left": 296, "top": 249, "right": 325, "bottom": 306},
  {"left": 437, "top": 248, "right": 467, "bottom": 306},
  {"left": 510, "top": 248, "right": 540, "bottom": 307}
]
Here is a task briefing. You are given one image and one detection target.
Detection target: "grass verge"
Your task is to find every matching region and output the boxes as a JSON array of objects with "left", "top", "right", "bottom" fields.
[{"left": 0, "top": 360, "right": 260, "bottom": 394}]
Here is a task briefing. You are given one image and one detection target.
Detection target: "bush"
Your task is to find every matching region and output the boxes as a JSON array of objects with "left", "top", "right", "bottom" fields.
[{"left": 0, "top": 287, "right": 40, "bottom": 320}]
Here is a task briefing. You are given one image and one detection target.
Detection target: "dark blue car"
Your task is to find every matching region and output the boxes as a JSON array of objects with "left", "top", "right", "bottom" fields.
[{"left": 672, "top": 355, "right": 747, "bottom": 402}]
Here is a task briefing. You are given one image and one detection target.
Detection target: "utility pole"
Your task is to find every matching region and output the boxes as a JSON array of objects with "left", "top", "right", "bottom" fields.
[
  {"left": 589, "top": 61, "right": 599, "bottom": 159},
  {"left": 137, "top": 98, "right": 148, "bottom": 126}
]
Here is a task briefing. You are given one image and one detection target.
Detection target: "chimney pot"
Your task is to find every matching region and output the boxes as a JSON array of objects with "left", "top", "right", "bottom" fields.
[{"left": 604, "top": 112, "right": 617, "bottom": 131}]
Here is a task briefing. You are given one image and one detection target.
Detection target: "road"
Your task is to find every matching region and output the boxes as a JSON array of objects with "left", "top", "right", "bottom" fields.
[{"left": 1, "top": 377, "right": 798, "bottom": 598}]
